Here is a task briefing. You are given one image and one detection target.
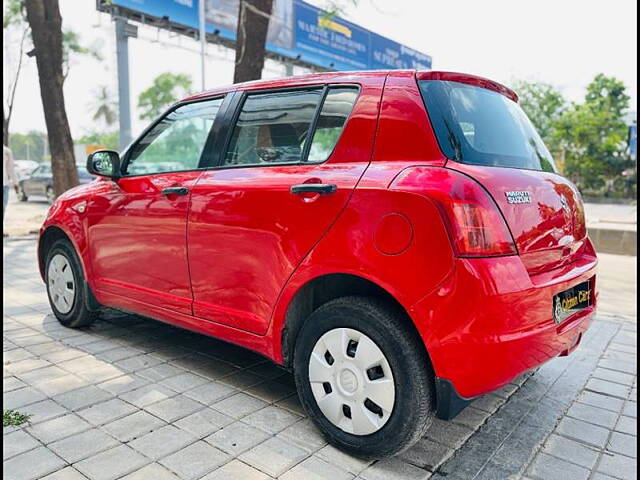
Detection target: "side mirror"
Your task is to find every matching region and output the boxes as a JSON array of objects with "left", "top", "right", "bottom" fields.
[{"left": 87, "top": 150, "right": 120, "bottom": 179}]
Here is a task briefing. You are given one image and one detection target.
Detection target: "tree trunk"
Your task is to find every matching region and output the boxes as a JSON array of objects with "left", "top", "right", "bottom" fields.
[
  {"left": 233, "top": 0, "right": 274, "bottom": 84},
  {"left": 24, "top": 0, "right": 78, "bottom": 196}
]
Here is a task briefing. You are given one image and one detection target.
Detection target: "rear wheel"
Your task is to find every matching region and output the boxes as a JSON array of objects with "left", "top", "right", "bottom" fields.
[
  {"left": 45, "top": 239, "right": 99, "bottom": 328},
  {"left": 293, "top": 296, "right": 435, "bottom": 458}
]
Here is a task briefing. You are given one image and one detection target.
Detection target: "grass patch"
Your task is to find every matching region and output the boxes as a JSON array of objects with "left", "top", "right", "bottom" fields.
[{"left": 3, "top": 409, "right": 31, "bottom": 427}]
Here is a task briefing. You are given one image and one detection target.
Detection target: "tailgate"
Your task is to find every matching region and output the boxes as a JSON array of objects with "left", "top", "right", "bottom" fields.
[{"left": 449, "top": 162, "right": 588, "bottom": 274}]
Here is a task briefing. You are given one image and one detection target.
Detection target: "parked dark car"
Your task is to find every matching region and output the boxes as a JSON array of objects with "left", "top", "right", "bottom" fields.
[{"left": 17, "top": 164, "right": 95, "bottom": 203}]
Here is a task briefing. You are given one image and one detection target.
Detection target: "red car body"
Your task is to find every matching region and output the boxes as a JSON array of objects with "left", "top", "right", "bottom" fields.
[{"left": 38, "top": 70, "right": 597, "bottom": 418}]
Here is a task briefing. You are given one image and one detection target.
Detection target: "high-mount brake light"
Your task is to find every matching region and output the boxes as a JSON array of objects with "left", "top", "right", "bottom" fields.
[{"left": 391, "top": 167, "right": 518, "bottom": 257}]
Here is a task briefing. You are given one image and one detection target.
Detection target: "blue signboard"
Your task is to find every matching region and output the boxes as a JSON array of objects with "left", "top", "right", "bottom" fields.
[
  {"left": 630, "top": 124, "right": 637, "bottom": 158},
  {"left": 106, "top": 0, "right": 432, "bottom": 71}
]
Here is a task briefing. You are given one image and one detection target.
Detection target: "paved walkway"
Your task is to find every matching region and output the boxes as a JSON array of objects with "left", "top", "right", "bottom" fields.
[{"left": 3, "top": 237, "right": 637, "bottom": 479}]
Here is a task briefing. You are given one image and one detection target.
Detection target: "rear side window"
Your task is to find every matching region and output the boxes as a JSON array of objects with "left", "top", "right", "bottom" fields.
[
  {"left": 308, "top": 87, "right": 359, "bottom": 161},
  {"left": 223, "top": 86, "right": 359, "bottom": 167},
  {"left": 419, "top": 80, "right": 557, "bottom": 172}
]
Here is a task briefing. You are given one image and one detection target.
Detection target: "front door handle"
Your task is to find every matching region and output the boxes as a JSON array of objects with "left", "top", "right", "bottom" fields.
[
  {"left": 161, "top": 186, "right": 189, "bottom": 196},
  {"left": 290, "top": 183, "right": 337, "bottom": 195}
]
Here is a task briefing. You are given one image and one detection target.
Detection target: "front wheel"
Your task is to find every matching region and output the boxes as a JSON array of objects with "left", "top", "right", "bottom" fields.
[
  {"left": 293, "top": 296, "right": 436, "bottom": 458},
  {"left": 45, "top": 239, "right": 99, "bottom": 328}
]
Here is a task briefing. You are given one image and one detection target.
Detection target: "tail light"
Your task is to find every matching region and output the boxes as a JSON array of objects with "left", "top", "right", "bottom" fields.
[{"left": 391, "top": 167, "right": 517, "bottom": 257}]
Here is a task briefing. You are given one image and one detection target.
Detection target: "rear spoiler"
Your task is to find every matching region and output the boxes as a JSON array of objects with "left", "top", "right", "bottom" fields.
[{"left": 416, "top": 71, "right": 519, "bottom": 103}]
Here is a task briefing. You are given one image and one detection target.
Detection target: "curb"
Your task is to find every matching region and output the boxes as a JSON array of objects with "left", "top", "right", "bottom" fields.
[{"left": 588, "top": 227, "right": 637, "bottom": 256}]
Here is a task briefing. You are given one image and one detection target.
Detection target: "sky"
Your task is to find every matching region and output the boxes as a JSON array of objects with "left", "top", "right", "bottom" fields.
[{"left": 3, "top": 0, "right": 638, "bottom": 141}]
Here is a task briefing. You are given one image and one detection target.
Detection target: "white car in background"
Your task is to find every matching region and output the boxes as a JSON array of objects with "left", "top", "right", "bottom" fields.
[{"left": 14, "top": 160, "right": 39, "bottom": 180}]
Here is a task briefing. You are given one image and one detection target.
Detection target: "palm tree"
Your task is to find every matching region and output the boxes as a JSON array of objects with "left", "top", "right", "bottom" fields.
[{"left": 90, "top": 86, "right": 117, "bottom": 127}]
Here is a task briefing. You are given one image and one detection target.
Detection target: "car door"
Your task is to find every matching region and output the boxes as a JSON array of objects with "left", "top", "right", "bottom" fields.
[
  {"left": 86, "top": 96, "right": 226, "bottom": 316},
  {"left": 21, "top": 166, "right": 42, "bottom": 195},
  {"left": 187, "top": 79, "right": 383, "bottom": 334}
]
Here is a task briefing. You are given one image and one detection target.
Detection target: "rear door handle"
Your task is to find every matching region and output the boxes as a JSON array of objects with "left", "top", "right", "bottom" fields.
[
  {"left": 161, "top": 186, "right": 189, "bottom": 196},
  {"left": 290, "top": 183, "right": 337, "bottom": 195}
]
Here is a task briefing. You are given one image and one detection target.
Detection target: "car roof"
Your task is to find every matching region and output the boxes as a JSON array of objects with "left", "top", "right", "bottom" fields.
[{"left": 182, "top": 70, "right": 518, "bottom": 103}]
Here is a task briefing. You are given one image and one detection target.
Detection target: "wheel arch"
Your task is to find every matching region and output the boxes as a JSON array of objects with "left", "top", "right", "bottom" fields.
[{"left": 278, "top": 272, "right": 434, "bottom": 372}]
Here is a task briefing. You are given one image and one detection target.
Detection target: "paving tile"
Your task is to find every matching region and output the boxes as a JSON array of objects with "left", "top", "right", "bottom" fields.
[
  {"left": 281, "top": 455, "right": 355, "bottom": 480},
  {"left": 143, "top": 394, "right": 205, "bottom": 422},
  {"left": 425, "top": 418, "right": 475, "bottom": 449},
  {"left": 556, "top": 417, "right": 610, "bottom": 448},
  {"left": 277, "top": 419, "right": 327, "bottom": 453},
  {"left": 3, "top": 386, "right": 47, "bottom": 410},
  {"left": 26, "top": 413, "right": 92, "bottom": 444},
  {"left": 566, "top": 402, "right": 619, "bottom": 428},
  {"left": 275, "top": 393, "right": 306, "bottom": 416},
  {"left": 159, "top": 441, "right": 230, "bottom": 480},
  {"left": 614, "top": 415, "right": 637, "bottom": 435},
  {"left": 174, "top": 407, "right": 234, "bottom": 438},
  {"left": 76, "top": 398, "right": 138, "bottom": 425},
  {"left": 597, "top": 451, "right": 637, "bottom": 480},
  {"left": 205, "top": 421, "right": 270, "bottom": 455},
  {"left": 239, "top": 436, "right": 308, "bottom": 478},
  {"left": 213, "top": 392, "right": 268, "bottom": 419},
  {"left": 593, "top": 368, "right": 636, "bottom": 385},
  {"left": 3, "top": 375, "right": 27, "bottom": 392},
  {"left": 3, "top": 446, "right": 67, "bottom": 480},
  {"left": 399, "top": 437, "right": 454, "bottom": 471},
  {"left": 119, "top": 383, "right": 177, "bottom": 408},
  {"left": 121, "top": 463, "right": 179, "bottom": 480},
  {"left": 136, "top": 363, "right": 184, "bottom": 382},
  {"left": 358, "top": 457, "right": 431, "bottom": 480},
  {"left": 200, "top": 459, "right": 270, "bottom": 480},
  {"left": 577, "top": 391, "right": 625, "bottom": 412},
  {"left": 527, "top": 452, "right": 590, "bottom": 480},
  {"left": 40, "top": 466, "right": 89, "bottom": 479},
  {"left": 159, "top": 371, "right": 209, "bottom": 393},
  {"left": 541, "top": 434, "right": 600, "bottom": 469},
  {"left": 217, "top": 370, "right": 264, "bottom": 390},
  {"left": 3, "top": 430, "right": 40, "bottom": 460},
  {"left": 35, "top": 375, "right": 90, "bottom": 396},
  {"left": 48, "top": 428, "right": 119, "bottom": 463},
  {"left": 607, "top": 431, "right": 637, "bottom": 458},
  {"left": 129, "top": 424, "right": 196, "bottom": 460},
  {"left": 183, "top": 381, "right": 237, "bottom": 405},
  {"left": 586, "top": 378, "right": 632, "bottom": 399},
  {"left": 114, "top": 354, "right": 164, "bottom": 372},
  {"left": 97, "top": 374, "right": 150, "bottom": 395},
  {"left": 245, "top": 379, "right": 297, "bottom": 404},
  {"left": 242, "top": 404, "right": 301, "bottom": 434},
  {"left": 53, "top": 385, "right": 114, "bottom": 411},
  {"left": 75, "top": 445, "right": 149, "bottom": 480},
  {"left": 102, "top": 410, "right": 166, "bottom": 442},
  {"left": 316, "top": 444, "right": 373, "bottom": 476}
]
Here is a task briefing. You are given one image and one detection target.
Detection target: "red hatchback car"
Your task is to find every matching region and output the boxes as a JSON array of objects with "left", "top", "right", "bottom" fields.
[{"left": 38, "top": 70, "right": 597, "bottom": 457}]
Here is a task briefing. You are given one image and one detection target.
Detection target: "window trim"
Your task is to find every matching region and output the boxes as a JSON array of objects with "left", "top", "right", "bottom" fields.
[
  {"left": 212, "top": 83, "right": 361, "bottom": 171},
  {"left": 120, "top": 94, "right": 229, "bottom": 178}
]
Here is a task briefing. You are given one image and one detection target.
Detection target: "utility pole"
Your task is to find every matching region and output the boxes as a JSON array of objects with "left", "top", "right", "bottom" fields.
[
  {"left": 199, "top": 0, "right": 206, "bottom": 91},
  {"left": 115, "top": 17, "right": 136, "bottom": 152}
]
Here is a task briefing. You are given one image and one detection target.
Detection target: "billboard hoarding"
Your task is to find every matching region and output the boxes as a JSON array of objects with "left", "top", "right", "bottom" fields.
[{"left": 101, "top": 0, "right": 432, "bottom": 71}]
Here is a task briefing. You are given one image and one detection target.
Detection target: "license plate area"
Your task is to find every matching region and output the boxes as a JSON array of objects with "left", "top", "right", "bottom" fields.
[{"left": 553, "top": 280, "right": 592, "bottom": 324}]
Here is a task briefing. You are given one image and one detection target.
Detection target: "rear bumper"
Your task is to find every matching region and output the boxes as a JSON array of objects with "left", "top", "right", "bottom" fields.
[{"left": 413, "top": 240, "right": 598, "bottom": 410}]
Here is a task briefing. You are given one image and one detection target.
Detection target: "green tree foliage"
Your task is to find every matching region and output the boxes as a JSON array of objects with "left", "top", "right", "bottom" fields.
[
  {"left": 76, "top": 131, "right": 119, "bottom": 151},
  {"left": 62, "top": 29, "right": 102, "bottom": 81},
  {"left": 3, "top": 0, "right": 24, "bottom": 28},
  {"left": 552, "top": 74, "right": 632, "bottom": 196},
  {"left": 9, "top": 131, "right": 47, "bottom": 161},
  {"left": 89, "top": 86, "right": 118, "bottom": 127},
  {"left": 137, "top": 73, "right": 193, "bottom": 121},
  {"left": 513, "top": 75, "right": 633, "bottom": 198},
  {"left": 512, "top": 80, "right": 566, "bottom": 150}
]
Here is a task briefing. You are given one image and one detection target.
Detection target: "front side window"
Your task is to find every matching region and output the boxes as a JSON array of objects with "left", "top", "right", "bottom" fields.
[
  {"left": 419, "top": 80, "right": 557, "bottom": 172},
  {"left": 126, "top": 98, "right": 223, "bottom": 175}
]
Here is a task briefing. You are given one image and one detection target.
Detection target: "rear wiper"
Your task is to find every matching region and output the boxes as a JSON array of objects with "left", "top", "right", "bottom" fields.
[{"left": 443, "top": 118, "right": 463, "bottom": 162}]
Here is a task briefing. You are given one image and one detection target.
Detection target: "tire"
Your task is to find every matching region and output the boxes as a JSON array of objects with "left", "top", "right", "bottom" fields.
[
  {"left": 45, "top": 239, "right": 99, "bottom": 328},
  {"left": 46, "top": 186, "right": 55, "bottom": 205},
  {"left": 293, "top": 296, "right": 436, "bottom": 458},
  {"left": 17, "top": 186, "right": 28, "bottom": 202}
]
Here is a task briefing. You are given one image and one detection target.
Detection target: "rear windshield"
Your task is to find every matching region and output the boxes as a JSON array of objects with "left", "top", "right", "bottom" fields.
[{"left": 419, "top": 80, "right": 557, "bottom": 172}]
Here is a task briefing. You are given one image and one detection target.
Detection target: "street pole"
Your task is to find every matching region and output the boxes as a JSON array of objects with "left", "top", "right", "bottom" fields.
[
  {"left": 115, "top": 17, "right": 132, "bottom": 152},
  {"left": 199, "top": 0, "right": 206, "bottom": 91}
]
